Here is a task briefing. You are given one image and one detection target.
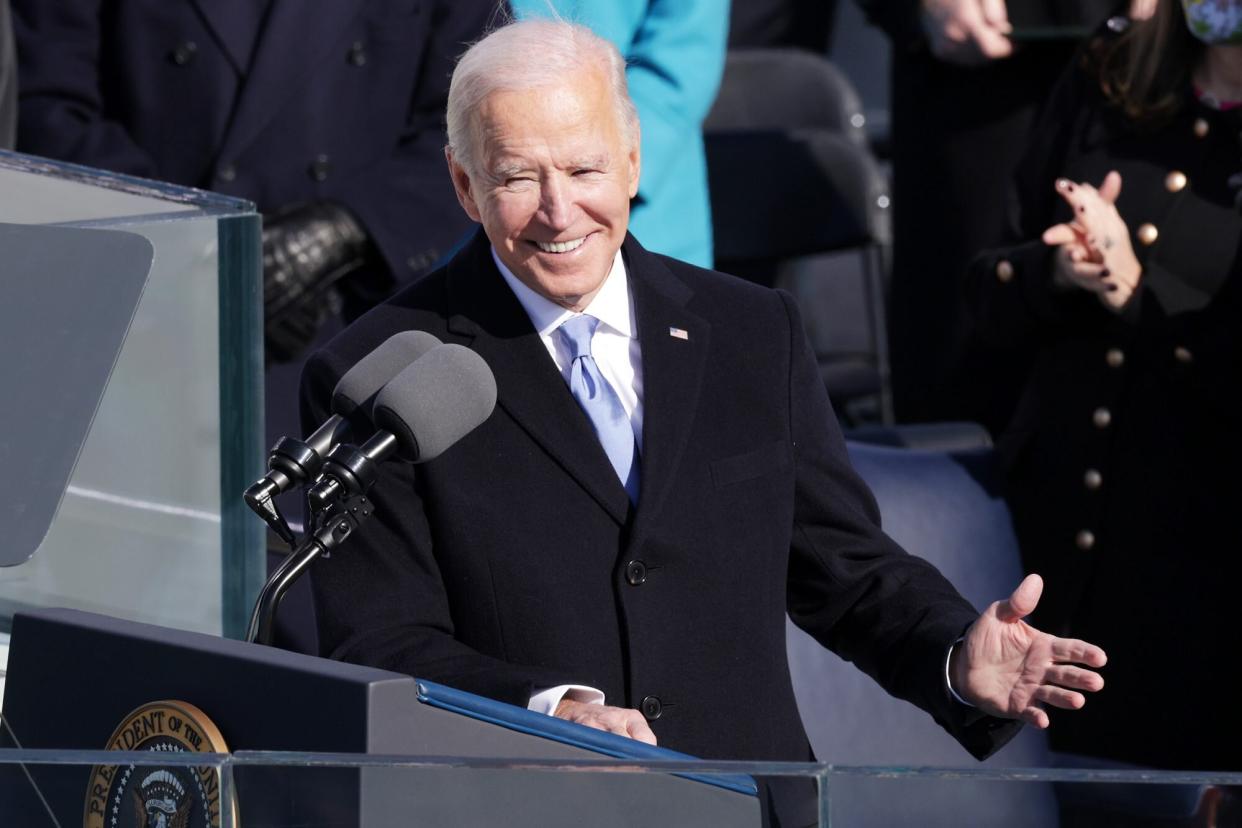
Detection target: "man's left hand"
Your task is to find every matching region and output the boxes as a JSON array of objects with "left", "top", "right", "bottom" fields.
[{"left": 951, "top": 574, "right": 1107, "bottom": 728}]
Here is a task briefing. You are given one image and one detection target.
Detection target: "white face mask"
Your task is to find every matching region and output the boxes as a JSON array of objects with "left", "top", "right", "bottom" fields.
[{"left": 1182, "top": 0, "right": 1242, "bottom": 44}]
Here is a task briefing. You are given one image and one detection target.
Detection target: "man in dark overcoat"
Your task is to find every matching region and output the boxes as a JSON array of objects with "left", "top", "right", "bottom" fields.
[{"left": 303, "top": 17, "right": 1107, "bottom": 789}]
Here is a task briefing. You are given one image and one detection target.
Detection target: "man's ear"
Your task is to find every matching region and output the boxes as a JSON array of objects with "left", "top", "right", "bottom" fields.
[
  {"left": 445, "top": 147, "right": 483, "bottom": 223},
  {"left": 626, "top": 142, "right": 641, "bottom": 200}
]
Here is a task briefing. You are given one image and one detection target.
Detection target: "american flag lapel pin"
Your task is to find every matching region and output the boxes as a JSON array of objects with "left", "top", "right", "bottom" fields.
[{"left": 669, "top": 327, "right": 689, "bottom": 341}]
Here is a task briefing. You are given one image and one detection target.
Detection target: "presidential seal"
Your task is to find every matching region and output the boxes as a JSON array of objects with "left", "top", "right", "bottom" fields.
[{"left": 84, "top": 700, "right": 234, "bottom": 828}]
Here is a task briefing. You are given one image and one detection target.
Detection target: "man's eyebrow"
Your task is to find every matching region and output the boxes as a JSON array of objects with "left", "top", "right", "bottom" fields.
[
  {"left": 488, "top": 162, "right": 521, "bottom": 178},
  {"left": 569, "top": 155, "right": 610, "bottom": 170}
]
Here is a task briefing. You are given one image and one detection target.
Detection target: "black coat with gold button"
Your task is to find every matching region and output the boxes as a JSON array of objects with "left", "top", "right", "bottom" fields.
[{"left": 967, "top": 36, "right": 1242, "bottom": 771}]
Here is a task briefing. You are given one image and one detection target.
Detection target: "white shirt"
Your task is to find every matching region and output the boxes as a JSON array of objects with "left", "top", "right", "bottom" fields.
[
  {"left": 492, "top": 246, "right": 642, "bottom": 715},
  {"left": 492, "top": 247, "right": 644, "bottom": 447}
]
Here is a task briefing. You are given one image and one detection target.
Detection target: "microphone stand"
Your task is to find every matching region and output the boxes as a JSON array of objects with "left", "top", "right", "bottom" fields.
[{"left": 245, "top": 433, "right": 397, "bottom": 646}]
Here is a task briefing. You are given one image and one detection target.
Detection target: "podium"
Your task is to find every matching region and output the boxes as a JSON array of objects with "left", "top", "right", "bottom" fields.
[{"left": 0, "top": 608, "right": 760, "bottom": 827}]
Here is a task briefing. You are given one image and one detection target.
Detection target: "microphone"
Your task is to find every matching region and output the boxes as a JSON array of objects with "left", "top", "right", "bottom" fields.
[
  {"left": 373, "top": 343, "right": 499, "bottom": 462},
  {"left": 244, "top": 330, "right": 441, "bottom": 544},
  {"left": 247, "top": 343, "right": 496, "bottom": 645},
  {"left": 306, "top": 344, "right": 497, "bottom": 508}
]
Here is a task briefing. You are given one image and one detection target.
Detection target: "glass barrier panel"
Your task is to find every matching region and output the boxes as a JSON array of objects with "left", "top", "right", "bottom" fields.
[
  {"left": 821, "top": 766, "right": 1242, "bottom": 828},
  {"left": 0, "top": 748, "right": 233, "bottom": 828},
  {"left": 3, "top": 749, "right": 1241, "bottom": 828},
  {"left": 0, "top": 150, "right": 264, "bottom": 641}
]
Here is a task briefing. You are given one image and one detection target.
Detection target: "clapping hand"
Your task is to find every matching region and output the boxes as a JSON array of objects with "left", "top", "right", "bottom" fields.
[
  {"left": 951, "top": 574, "right": 1107, "bottom": 728},
  {"left": 1041, "top": 171, "right": 1143, "bottom": 313}
]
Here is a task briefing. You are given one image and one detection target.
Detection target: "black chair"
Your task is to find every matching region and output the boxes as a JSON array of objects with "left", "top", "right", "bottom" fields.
[
  {"left": 704, "top": 47, "right": 892, "bottom": 423},
  {"left": 705, "top": 48, "right": 869, "bottom": 148},
  {"left": 846, "top": 420, "right": 993, "bottom": 452},
  {"left": 705, "top": 127, "right": 892, "bottom": 422}
]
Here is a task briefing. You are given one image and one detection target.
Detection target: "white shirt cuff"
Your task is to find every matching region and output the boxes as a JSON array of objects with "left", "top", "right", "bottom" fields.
[
  {"left": 945, "top": 637, "right": 976, "bottom": 707},
  {"left": 527, "top": 684, "right": 606, "bottom": 716}
]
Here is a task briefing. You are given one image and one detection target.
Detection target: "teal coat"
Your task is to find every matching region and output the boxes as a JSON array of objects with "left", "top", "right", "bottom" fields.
[{"left": 512, "top": 0, "right": 728, "bottom": 268}]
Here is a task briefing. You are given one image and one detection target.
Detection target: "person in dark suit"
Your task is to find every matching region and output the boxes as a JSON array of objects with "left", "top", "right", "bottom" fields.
[
  {"left": 304, "top": 18, "right": 1106, "bottom": 772},
  {"left": 9, "top": 0, "right": 496, "bottom": 445},
  {"left": 968, "top": 3, "right": 1241, "bottom": 772}
]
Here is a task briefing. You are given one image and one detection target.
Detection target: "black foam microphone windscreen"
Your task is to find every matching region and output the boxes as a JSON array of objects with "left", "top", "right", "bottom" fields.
[
  {"left": 331, "top": 330, "right": 442, "bottom": 416},
  {"left": 371, "top": 344, "right": 498, "bottom": 462}
]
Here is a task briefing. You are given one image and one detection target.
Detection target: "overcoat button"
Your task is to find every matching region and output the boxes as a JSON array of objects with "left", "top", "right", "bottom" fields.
[
  {"left": 995, "top": 259, "right": 1014, "bottom": 282},
  {"left": 641, "top": 696, "right": 663, "bottom": 720},
  {"left": 217, "top": 163, "right": 237, "bottom": 183},
  {"left": 1194, "top": 118, "right": 1210, "bottom": 138},
  {"left": 1105, "top": 348, "right": 1125, "bottom": 368},
  {"left": 170, "top": 41, "right": 198, "bottom": 65},
  {"left": 1092, "top": 407, "right": 1112, "bottom": 429},
  {"left": 1076, "top": 530, "right": 1096, "bottom": 551},
  {"left": 1174, "top": 346, "right": 1194, "bottom": 364},
  {"left": 1165, "top": 171, "right": 1187, "bottom": 192},
  {"left": 625, "top": 560, "right": 647, "bottom": 585},
  {"left": 308, "top": 154, "right": 332, "bottom": 182},
  {"left": 1084, "top": 469, "right": 1103, "bottom": 491},
  {"left": 1136, "top": 223, "right": 1159, "bottom": 245}
]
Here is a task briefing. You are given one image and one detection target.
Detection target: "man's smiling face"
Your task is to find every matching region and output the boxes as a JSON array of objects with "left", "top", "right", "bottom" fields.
[{"left": 448, "top": 67, "right": 640, "bottom": 312}]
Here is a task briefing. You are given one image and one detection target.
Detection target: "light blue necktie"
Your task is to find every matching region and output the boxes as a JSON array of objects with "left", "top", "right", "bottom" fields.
[{"left": 556, "top": 315, "right": 640, "bottom": 503}]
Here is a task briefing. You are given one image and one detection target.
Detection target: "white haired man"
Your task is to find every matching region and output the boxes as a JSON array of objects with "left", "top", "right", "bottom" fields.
[{"left": 304, "top": 17, "right": 1106, "bottom": 794}]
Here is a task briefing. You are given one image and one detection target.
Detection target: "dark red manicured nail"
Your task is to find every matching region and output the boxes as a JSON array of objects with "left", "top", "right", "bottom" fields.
[{"left": 1101, "top": 268, "right": 1110, "bottom": 277}]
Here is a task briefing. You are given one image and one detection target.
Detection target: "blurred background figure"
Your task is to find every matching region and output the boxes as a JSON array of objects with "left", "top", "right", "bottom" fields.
[
  {"left": 0, "top": 0, "right": 14, "bottom": 148},
  {"left": 9, "top": 0, "right": 497, "bottom": 448},
  {"left": 728, "top": 0, "right": 837, "bottom": 52},
  {"left": 857, "top": 0, "right": 1116, "bottom": 434},
  {"left": 968, "top": 0, "right": 1242, "bottom": 779},
  {"left": 510, "top": 0, "right": 728, "bottom": 269}
]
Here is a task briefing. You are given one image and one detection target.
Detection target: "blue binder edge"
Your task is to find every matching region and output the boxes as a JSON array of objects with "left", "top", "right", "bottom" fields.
[{"left": 415, "top": 679, "right": 758, "bottom": 797}]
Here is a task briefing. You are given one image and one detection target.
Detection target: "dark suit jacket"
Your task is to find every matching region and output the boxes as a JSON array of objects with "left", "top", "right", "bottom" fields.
[
  {"left": 11, "top": 0, "right": 489, "bottom": 285},
  {"left": 303, "top": 230, "right": 1018, "bottom": 762}
]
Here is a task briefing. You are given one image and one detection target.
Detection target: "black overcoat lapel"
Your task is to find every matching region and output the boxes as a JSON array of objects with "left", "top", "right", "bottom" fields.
[{"left": 621, "top": 237, "right": 710, "bottom": 553}]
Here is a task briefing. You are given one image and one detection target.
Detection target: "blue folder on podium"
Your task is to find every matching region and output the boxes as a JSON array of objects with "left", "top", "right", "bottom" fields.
[{"left": 0, "top": 608, "right": 760, "bottom": 827}]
